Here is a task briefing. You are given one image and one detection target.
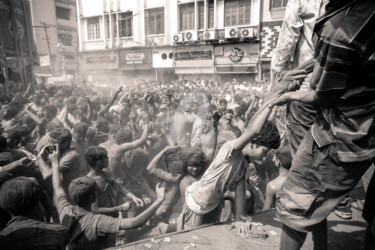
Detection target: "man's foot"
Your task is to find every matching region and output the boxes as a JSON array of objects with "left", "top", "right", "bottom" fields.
[{"left": 334, "top": 206, "right": 352, "bottom": 219}]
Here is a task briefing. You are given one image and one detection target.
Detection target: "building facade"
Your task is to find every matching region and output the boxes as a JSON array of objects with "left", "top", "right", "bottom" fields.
[
  {"left": 259, "top": 0, "right": 287, "bottom": 81},
  {"left": 76, "top": 0, "right": 286, "bottom": 83},
  {"left": 30, "top": 0, "right": 78, "bottom": 81}
]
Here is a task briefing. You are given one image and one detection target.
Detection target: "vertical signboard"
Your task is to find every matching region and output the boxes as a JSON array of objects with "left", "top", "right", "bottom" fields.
[{"left": 0, "top": 0, "right": 31, "bottom": 55}]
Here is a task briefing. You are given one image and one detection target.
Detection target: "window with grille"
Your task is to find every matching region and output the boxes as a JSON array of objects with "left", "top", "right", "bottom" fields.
[
  {"left": 58, "top": 32, "right": 72, "bottom": 46},
  {"left": 145, "top": 8, "right": 165, "bottom": 35},
  {"left": 270, "top": 0, "right": 288, "bottom": 9},
  {"left": 87, "top": 17, "right": 101, "bottom": 40},
  {"left": 179, "top": 3, "right": 195, "bottom": 31},
  {"left": 224, "top": 0, "right": 251, "bottom": 27},
  {"left": 119, "top": 12, "right": 133, "bottom": 37},
  {"left": 208, "top": 0, "right": 214, "bottom": 29},
  {"left": 198, "top": 1, "right": 215, "bottom": 30},
  {"left": 56, "top": 6, "right": 70, "bottom": 20}
]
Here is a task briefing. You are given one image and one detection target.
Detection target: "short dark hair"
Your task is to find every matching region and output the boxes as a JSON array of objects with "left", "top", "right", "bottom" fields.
[
  {"left": 186, "top": 150, "right": 207, "bottom": 170},
  {"left": 115, "top": 127, "right": 132, "bottom": 144},
  {"left": 73, "top": 122, "right": 88, "bottom": 136},
  {"left": 251, "top": 121, "right": 280, "bottom": 150},
  {"left": 275, "top": 146, "right": 292, "bottom": 170},
  {"left": 0, "top": 177, "right": 41, "bottom": 215},
  {"left": 69, "top": 176, "right": 97, "bottom": 207},
  {"left": 219, "top": 99, "right": 228, "bottom": 105},
  {"left": 42, "top": 104, "right": 57, "bottom": 117},
  {"left": 96, "top": 118, "right": 109, "bottom": 133},
  {"left": 49, "top": 128, "right": 72, "bottom": 146},
  {"left": 84, "top": 146, "right": 107, "bottom": 167}
]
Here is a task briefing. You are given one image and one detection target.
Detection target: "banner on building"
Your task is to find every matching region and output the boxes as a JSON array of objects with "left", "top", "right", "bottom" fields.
[
  {"left": 119, "top": 48, "right": 152, "bottom": 70},
  {"left": 0, "top": 0, "right": 32, "bottom": 55},
  {"left": 81, "top": 51, "right": 118, "bottom": 71},
  {"left": 174, "top": 45, "right": 214, "bottom": 74}
]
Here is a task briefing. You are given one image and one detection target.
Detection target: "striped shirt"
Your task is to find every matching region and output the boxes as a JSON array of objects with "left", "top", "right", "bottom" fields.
[{"left": 310, "top": 0, "right": 375, "bottom": 162}]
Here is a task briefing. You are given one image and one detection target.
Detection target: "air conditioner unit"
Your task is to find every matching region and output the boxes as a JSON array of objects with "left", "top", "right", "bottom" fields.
[
  {"left": 240, "top": 27, "right": 254, "bottom": 38},
  {"left": 216, "top": 29, "right": 225, "bottom": 39},
  {"left": 184, "top": 31, "right": 198, "bottom": 42},
  {"left": 173, "top": 34, "right": 184, "bottom": 43},
  {"left": 225, "top": 28, "right": 238, "bottom": 39},
  {"left": 203, "top": 30, "right": 215, "bottom": 40}
]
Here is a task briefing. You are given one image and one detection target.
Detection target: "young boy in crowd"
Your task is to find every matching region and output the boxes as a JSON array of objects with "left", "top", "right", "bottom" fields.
[
  {"left": 176, "top": 69, "right": 305, "bottom": 235},
  {"left": 262, "top": 146, "right": 292, "bottom": 211},
  {"left": 85, "top": 146, "right": 142, "bottom": 217},
  {"left": 50, "top": 144, "right": 167, "bottom": 249}
]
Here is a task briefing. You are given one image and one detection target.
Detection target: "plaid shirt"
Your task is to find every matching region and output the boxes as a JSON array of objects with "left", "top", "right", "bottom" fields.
[{"left": 310, "top": 0, "right": 375, "bottom": 162}]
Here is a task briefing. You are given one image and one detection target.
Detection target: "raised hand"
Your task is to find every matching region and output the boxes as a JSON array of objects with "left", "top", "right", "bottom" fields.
[{"left": 164, "top": 145, "right": 180, "bottom": 154}]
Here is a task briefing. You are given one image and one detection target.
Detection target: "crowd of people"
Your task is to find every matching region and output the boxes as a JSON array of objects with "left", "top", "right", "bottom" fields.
[
  {"left": 0, "top": 75, "right": 291, "bottom": 249},
  {"left": 0, "top": 0, "right": 374, "bottom": 249}
]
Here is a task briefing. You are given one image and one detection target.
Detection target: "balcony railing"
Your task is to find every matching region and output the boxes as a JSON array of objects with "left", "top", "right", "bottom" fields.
[{"left": 270, "top": 7, "right": 286, "bottom": 19}]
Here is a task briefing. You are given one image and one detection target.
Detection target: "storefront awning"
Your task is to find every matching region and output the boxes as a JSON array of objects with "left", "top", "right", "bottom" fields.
[{"left": 215, "top": 65, "right": 257, "bottom": 74}]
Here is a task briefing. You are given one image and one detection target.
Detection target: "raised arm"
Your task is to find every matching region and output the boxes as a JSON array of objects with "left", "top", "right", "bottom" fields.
[
  {"left": 147, "top": 146, "right": 182, "bottom": 183},
  {"left": 50, "top": 144, "right": 65, "bottom": 198},
  {"left": 119, "top": 183, "right": 166, "bottom": 229},
  {"left": 84, "top": 97, "right": 93, "bottom": 124},
  {"left": 24, "top": 108, "right": 42, "bottom": 125},
  {"left": 112, "top": 119, "right": 149, "bottom": 161},
  {"left": 98, "top": 86, "right": 123, "bottom": 118},
  {"left": 234, "top": 69, "right": 307, "bottom": 151}
]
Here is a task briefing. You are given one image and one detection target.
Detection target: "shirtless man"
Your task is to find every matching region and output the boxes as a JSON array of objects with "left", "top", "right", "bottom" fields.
[{"left": 262, "top": 146, "right": 292, "bottom": 211}]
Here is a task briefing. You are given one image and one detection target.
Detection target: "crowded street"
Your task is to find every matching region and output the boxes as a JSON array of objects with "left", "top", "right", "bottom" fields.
[{"left": 0, "top": 0, "right": 374, "bottom": 249}]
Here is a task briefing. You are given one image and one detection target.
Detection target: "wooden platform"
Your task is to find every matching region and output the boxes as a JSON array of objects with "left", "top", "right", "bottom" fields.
[{"left": 110, "top": 207, "right": 368, "bottom": 250}]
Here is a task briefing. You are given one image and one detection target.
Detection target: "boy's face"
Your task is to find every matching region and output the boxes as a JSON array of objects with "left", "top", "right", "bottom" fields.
[
  {"left": 242, "top": 143, "right": 269, "bottom": 164},
  {"left": 187, "top": 165, "right": 202, "bottom": 177}
]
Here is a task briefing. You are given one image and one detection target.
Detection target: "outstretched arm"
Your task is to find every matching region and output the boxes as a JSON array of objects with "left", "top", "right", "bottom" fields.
[
  {"left": 234, "top": 69, "right": 307, "bottom": 151},
  {"left": 0, "top": 157, "right": 32, "bottom": 173},
  {"left": 120, "top": 183, "right": 166, "bottom": 230},
  {"left": 113, "top": 119, "right": 149, "bottom": 161},
  {"left": 98, "top": 86, "right": 123, "bottom": 118}
]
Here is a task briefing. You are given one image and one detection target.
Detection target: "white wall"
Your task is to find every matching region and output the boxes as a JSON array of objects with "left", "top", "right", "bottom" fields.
[{"left": 30, "top": 0, "right": 59, "bottom": 55}]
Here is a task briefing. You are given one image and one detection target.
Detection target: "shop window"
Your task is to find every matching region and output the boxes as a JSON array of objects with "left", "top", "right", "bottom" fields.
[
  {"left": 56, "top": 6, "right": 70, "bottom": 20},
  {"left": 179, "top": 3, "right": 195, "bottom": 31},
  {"left": 119, "top": 12, "right": 133, "bottom": 37},
  {"left": 58, "top": 32, "right": 72, "bottom": 46},
  {"left": 224, "top": 0, "right": 251, "bottom": 27},
  {"left": 270, "top": 0, "right": 288, "bottom": 9},
  {"left": 145, "top": 8, "right": 165, "bottom": 35},
  {"left": 87, "top": 17, "right": 101, "bottom": 40}
]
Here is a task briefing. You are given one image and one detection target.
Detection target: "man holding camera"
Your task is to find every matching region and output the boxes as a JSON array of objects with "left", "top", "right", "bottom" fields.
[{"left": 37, "top": 128, "right": 87, "bottom": 199}]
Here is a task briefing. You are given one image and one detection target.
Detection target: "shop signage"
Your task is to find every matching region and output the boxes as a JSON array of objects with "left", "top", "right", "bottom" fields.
[
  {"left": 175, "top": 50, "right": 212, "bottom": 61},
  {"left": 81, "top": 52, "right": 118, "bottom": 71},
  {"left": 119, "top": 48, "right": 152, "bottom": 69},
  {"left": 86, "top": 55, "right": 116, "bottom": 64},
  {"left": 229, "top": 47, "right": 243, "bottom": 62}
]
